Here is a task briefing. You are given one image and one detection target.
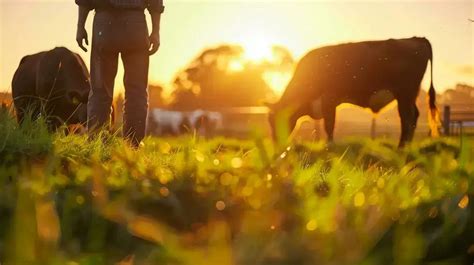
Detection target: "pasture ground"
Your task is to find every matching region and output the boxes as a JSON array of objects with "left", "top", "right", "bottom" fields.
[{"left": 0, "top": 109, "right": 473, "bottom": 265}]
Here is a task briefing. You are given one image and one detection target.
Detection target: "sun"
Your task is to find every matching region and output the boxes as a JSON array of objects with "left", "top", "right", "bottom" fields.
[
  {"left": 241, "top": 36, "right": 273, "bottom": 62},
  {"left": 230, "top": 34, "right": 293, "bottom": 95}
]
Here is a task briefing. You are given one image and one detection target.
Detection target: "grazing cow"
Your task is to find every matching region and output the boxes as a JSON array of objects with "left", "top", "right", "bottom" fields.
[
  {"left": 12, "top": 47, "right": 90, "bottom": 130},
  {"left": 206, "top": 111, "right": 224, "bottom": 131},
  {"left": 188, "top": 110, "right": 224, "bottom": 137},
  {"left": 148, "top": 109, "right": 190, "bottom": 136},
  {"left": 266, "top": 37, "right": 438, "bottom": 147},
  {"left": 148, "top": 109, "right": 223, "bottom": 136}
]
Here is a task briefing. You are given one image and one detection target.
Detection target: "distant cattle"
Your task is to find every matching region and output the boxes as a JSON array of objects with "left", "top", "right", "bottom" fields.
[
  {"left": 188, "top": 110, "right": 223, "bottom": 136},
  {"left": 148, "top": 109, "right": 223, "bottom": 137},
  {"left": 266, "top": 37, "right": 438, "bottom": 147},
  {"left": 12, "top": 47, "right": 90, "bottom": 130},
  {"left": 148, "top": 109, "right": 190, "bottom": 136}
]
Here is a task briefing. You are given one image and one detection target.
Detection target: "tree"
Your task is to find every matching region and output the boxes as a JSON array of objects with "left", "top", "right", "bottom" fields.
[
  {"left": 170, "top": 89, "right": 200, "bottom": 111},
  {"left": 170, "top": 44, "right": 294, "bottom": 110},
  {"left": 148, "top": 84, "right": 166, "bottom": 109}
]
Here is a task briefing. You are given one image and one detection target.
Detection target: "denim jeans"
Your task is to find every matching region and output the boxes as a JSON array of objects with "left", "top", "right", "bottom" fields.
[{"left": 88, "top": 9, "right": 149, "bottom": 146}]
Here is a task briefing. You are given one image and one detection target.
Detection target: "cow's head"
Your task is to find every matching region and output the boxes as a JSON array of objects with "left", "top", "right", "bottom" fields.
[
  {"left": 265, "top": 102, "right": 300, "bottom": 142},
  {"left": 265, "top": 102, "right": 279, "bottom": 140},
  {"left": 47, "top": 48, "right": 90, "bottom": 125},
  {"left": 266, "top": 98, "right": 323, "bottom": 141},
  {"left": 66, "top": 90, "right": 88, "bottom": 124},
  {"left": 67, "top": 52, "right": 90, "bottom": 125}
]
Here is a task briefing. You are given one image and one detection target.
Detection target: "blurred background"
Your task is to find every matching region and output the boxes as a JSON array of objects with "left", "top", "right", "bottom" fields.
[{"left": 1, "top": 0, "right": 473, "bottom": 138}]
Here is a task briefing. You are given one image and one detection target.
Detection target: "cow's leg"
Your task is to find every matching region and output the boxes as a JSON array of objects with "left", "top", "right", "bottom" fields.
[
  {"left": 409, "top": 105, "right": 420, "bottom": 140},
  {"left": 323, "top": 105, "right": 336, "bottom": 142},
  {"left": 397, "top": 100, "right": 418, "bottom": 147}
]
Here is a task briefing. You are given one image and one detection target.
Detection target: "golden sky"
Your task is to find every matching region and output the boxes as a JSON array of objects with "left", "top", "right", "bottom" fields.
[{"left": 1, "top": 0, "right": 473, "bottom": 95}]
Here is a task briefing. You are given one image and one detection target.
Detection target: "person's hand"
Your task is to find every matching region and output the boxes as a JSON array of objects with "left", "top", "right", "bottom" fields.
[
  {"left": 149, "top": 31, "right": 160, "bottom": 55},
  {"left": 76, "top": 27, "right": 89, "bottom": 52}
]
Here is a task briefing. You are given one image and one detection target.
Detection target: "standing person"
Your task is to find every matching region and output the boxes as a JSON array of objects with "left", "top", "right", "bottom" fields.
[{"left": 75, "top": 0, "right": 164, "bottom": 147}]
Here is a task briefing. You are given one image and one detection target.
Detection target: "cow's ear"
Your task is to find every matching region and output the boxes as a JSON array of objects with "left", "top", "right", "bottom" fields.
[{"left": 36, "top": 49, "right": 63, "bottom": 96}]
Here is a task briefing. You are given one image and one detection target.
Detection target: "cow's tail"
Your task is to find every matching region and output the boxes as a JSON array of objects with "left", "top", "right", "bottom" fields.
[{"left": 426, "top": 39, "right": 439, "bottom": 137}]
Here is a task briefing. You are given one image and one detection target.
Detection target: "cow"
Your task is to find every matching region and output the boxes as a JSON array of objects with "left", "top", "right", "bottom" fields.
[
  {"left": 188, "top": 110, "right": 223, "bottom": 137},
  {"left": 266, "top": 37, "right": 438, "bottom": 147},
  {"left": 206, "top": 111, "right": 224, "bottom": 131},
  {"left": 12, "top": 47, "right": 90, "bottom": 130},
  {"left": 148, "top": 109, "right": 190, "bottom": 136},
  {"left": 147, "top": 109, "right": 224, "bottom": 137}
]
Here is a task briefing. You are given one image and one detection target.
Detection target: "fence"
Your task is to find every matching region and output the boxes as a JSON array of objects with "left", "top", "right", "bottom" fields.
[
  {"left": 220, "top": 104, "right": 474, "bottom": 138},
  {"left": 147, "top": 104, "right": 474, "bottom": 139},
  {"left": 442, "top": 105, "right": 474, "bottom": 136}
]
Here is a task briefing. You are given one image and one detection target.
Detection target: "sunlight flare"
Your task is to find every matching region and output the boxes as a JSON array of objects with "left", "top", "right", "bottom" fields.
[{"left": 242, "top": 36, "right": 273, "bottom": 61}]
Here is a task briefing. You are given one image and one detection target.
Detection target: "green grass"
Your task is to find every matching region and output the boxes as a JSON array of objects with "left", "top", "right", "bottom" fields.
[{"left": 0, "top": 108, "right": 473, "bottom": 265}]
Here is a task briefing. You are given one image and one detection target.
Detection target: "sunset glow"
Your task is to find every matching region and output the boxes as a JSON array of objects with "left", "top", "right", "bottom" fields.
[
  {"left": 226, "top": 43, "right": 293, "bottom": 95},
  {"left": 227, "top": 59, "right": 245, "bottom": 72},
  {"left": 241, "top": 37, "right": 274, "bottom": 62},
  {"left": 263, "top": 71, "right": 292, "bottom": 95},
  {"left": 0, "top": 0, "right": 472, "bottom": 96}
]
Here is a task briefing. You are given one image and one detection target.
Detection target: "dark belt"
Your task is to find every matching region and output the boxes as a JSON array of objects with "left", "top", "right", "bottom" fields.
[
  {"left": 95, "top": 8, "right": 145, "bottom": 17},
  {"left": 94, "top": 9, "right": 146, "bottom": 23}
]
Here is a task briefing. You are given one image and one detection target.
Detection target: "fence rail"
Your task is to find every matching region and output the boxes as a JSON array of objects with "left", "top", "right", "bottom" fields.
[{"left": 442, "top": 105, "right": 474, "bottom": 136}]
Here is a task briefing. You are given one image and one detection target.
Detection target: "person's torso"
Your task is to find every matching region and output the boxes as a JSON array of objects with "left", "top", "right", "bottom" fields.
[{"left": 93, "top": 8, "right": 149, "bottom": 52}]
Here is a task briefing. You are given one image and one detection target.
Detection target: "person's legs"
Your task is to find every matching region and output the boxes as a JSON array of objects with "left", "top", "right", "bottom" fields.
[
  {"left": 88, "top": 15, "right": 119, "bottom": 132},
  {"left": 121, "top": 50, "right": 149, "bottom": 147}
]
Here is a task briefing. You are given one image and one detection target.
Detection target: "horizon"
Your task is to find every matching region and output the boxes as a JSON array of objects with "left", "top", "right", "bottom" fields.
[{"left": 1, "top": 0, "right": 473, "bottom": 95}]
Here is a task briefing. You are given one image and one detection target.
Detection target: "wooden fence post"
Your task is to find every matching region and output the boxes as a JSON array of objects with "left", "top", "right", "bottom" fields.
[
  {"left": 443, "top": 105, "right": 451, "bottom": 136},
  {"left": 371, "top": 117, "right": 376, "bottom": 139}
]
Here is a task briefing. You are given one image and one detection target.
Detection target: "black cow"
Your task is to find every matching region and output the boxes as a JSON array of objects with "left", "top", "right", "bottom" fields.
[
  {"left": 267, "top": 37, "right": 438, "bottom": 147},
  {"left": 12, "top": 47, "right": 90, "bottom": 130}
]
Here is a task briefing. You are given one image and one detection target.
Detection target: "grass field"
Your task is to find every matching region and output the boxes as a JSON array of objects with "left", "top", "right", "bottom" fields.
[{"left": 0, "top": 108, "right": 473, "bottom": 265}]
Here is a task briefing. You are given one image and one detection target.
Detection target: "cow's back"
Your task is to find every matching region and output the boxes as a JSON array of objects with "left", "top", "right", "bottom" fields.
[
  {"left": 12, "top": 52, "right": 45, "bottom": 100},
  {"left": 302, "top": 37, "right": 429, "bottom": 81},
  {"left": 293, "top": 37, "right": 431, "bottom": 106}
]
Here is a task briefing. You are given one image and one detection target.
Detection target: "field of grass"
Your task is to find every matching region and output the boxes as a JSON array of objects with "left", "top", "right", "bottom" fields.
[{"left": 0, "top": 108, "right": 473, "bottom": 265}]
